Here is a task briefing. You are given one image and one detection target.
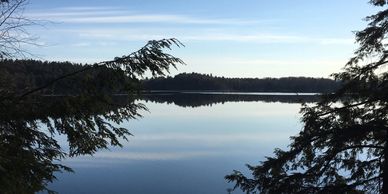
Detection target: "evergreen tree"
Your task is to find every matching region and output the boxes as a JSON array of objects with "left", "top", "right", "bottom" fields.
[
  {"left": 0, "top": 39, "right": 184, "bottom": 194},
  {"left": 226, "top": 1, "right": 388, "bottom": 193}
]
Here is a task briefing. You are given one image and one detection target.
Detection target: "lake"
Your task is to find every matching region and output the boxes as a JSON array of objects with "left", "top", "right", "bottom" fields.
[{"left": 47, "top": 92, "right": 315, "bottom": 194}]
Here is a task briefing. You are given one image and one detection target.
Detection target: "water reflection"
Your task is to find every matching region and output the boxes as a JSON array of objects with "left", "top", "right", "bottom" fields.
[
  {"left": 52, "top": 93, "right": 315, "bottom": 194},
  {"left": 0, "top": 94, "right": 140, "bottom": 193},
  {"left": 1, "top": 93, "right": 319, "bottom": 194},
  {"left": 140, "top": 91, "right": 319, "bottom": 107}
]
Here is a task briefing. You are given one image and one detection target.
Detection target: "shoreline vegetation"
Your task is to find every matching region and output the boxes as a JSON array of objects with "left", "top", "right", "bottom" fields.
[
  {"left": 35, "top": 91, "right": 321, "bottom": 109},
  {"left": 1, "top": 59, "right": 340, "bottom": 95},
  {"left": 142, "top": 72, "right": 341, "bottom": 93}
]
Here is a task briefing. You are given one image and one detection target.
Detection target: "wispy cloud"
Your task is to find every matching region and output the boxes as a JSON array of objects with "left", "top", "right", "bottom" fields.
[
  {"left": 28, "top": 6, "right": 354, "bottom": 45},
  {"left": 27, "top": 6, "right": 263, "bottom": 25},
  {"left": 56, "top": 6, "right": 123, "bottom": 11},
  {"left": 71, "top": 42, "right": 91, "bottom": 47},
  {"left": 66, "top": 28, "right": 353, "bottom": 45},
  {"left": 183, "top": 34, "right": 354, "bottom": 45},
  {"left": 70, "top": 41, "right": 117, "bottom": 47},
  {"left": 61, "top": 15, "right": 261, "bottom": 25}
]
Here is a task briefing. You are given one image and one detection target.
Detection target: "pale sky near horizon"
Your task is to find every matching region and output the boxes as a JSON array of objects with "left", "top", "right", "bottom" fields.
[{"left": 24, "top": 0, "right": 380, "bottom": 78}]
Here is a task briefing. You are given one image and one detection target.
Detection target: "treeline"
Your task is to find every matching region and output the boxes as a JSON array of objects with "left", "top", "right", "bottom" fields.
[
  {"left": 0, "top": 59, "right": 133, "bottom": 95},
  {"left": 0, "top": 60, "right": 341, "bottom": 95},
  {"left": 142, "top": 73, "right": 341, "bottom": 93}
]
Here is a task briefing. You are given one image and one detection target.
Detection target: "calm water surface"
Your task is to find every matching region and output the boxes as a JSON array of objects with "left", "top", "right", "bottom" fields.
[{"left": 49, "top": 94, "right": 306, "bottom": 194}]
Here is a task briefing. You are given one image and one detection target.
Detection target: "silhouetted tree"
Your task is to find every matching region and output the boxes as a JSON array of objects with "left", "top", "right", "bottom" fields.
[
  {"left": 226, "top": 1, "right": 388, "bottom": 194},
  {"left": 0, "top": 95, "right": 142, "bottom": 194},
  {"left": 0, "top": 38, "right": 184, "bottom": 194},
  {"left": 0, "top": 0, "right": 185, "bottom": 193}
]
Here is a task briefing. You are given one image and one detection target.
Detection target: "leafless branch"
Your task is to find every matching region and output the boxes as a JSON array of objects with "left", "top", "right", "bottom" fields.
[{"left": 0, "top": 0, "right": 41, "bottom": 59}]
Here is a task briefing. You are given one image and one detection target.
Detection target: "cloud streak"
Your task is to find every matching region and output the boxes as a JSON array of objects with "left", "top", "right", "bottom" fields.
[
  {"left": 28, "top": 6, "right": 354, "bottom": 46},
  {"left": 69, "top": 28, "right": 353, "bottom": 45},
  {"left": 183, "top": 34, "right": 354, "bottom": 45},
  {"left": 27, "top": 6, "right": 263, "bottom": 25}
]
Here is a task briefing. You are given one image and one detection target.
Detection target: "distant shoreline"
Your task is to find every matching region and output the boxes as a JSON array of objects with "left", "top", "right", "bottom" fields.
[
  {"left": 139, "top": 90, "right": 322, "bottom": 96},
  {"left": 142, "top": 72, "right": 341, "bottom": 93},
  {"left": 40, "top": 91, "right": 323, "bottom": 97}
]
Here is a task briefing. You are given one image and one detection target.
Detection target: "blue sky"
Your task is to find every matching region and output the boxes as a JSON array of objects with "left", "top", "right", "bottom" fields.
[{"left": 24, "top": 0, "right": 380, "bottom": 78}]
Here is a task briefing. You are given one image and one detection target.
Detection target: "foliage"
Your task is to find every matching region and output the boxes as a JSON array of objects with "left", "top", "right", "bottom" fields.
[
  {"left": 0, "top": 95, "right": 141, "bottom": 194},
  {"left": 0, "top": 38, "right": 185, "bottom": 96},
  {"left": 0, "top": 39, "right": 184, "bottom": 194},
  {"left": 143, "top": 72, "right": 340, "bottom": 93},
  {"left": 1, "top": 63, "right": 340, "bottom": 95},
  {"left": 226, "top": 2, "right": 388, "bottom": 194},
  {"left": 101, "top": 38, "right": 184, "bottom": 78},
  {"left": 17, "top": 38, "right": 184, "bottom": 98},
  {"left": 0, "top": 0, "right": 185, "bottom": 193},
  {"left": 0, "top": 59, "right": 131, "bottom": 95}
]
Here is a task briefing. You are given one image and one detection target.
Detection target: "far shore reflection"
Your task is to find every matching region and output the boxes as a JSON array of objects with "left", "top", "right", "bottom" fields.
[
  {"left": 49, "top": 93, "right": 306, "bottom": 194},
  {"left": 138, "top": 91, "right": 321, "bottom": 107}
]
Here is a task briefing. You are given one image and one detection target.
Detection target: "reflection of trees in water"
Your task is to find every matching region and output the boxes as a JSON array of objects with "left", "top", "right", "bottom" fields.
[
  {"left": 139, "top": 92, "right": 320, "bottom": 107},
  {"left": 226, "top": 2, "right": 388, "bottom": 193},
  {"left": 0, "top": 91, "right": 316, "bottom": 193},
  {"left": 0, "top": 38, "right": 184, "bottom": 194},
  {"left": 0, "top": 95, "right": 140, "bottom": 193}
]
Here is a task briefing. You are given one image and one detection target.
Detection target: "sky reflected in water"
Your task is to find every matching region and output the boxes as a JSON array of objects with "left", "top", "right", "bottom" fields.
[{"left": 50, "top": 100, "right": 303, "bottom": 194}]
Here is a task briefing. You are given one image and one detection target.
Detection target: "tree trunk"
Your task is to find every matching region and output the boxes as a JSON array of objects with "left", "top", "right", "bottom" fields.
[{"left": 383, "top": 138, "right": 388, "bottom": 194}]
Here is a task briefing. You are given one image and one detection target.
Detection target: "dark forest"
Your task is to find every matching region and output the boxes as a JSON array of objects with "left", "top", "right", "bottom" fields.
[{"left": 142, "top": 72, "right": 341, "bottom": 93}]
